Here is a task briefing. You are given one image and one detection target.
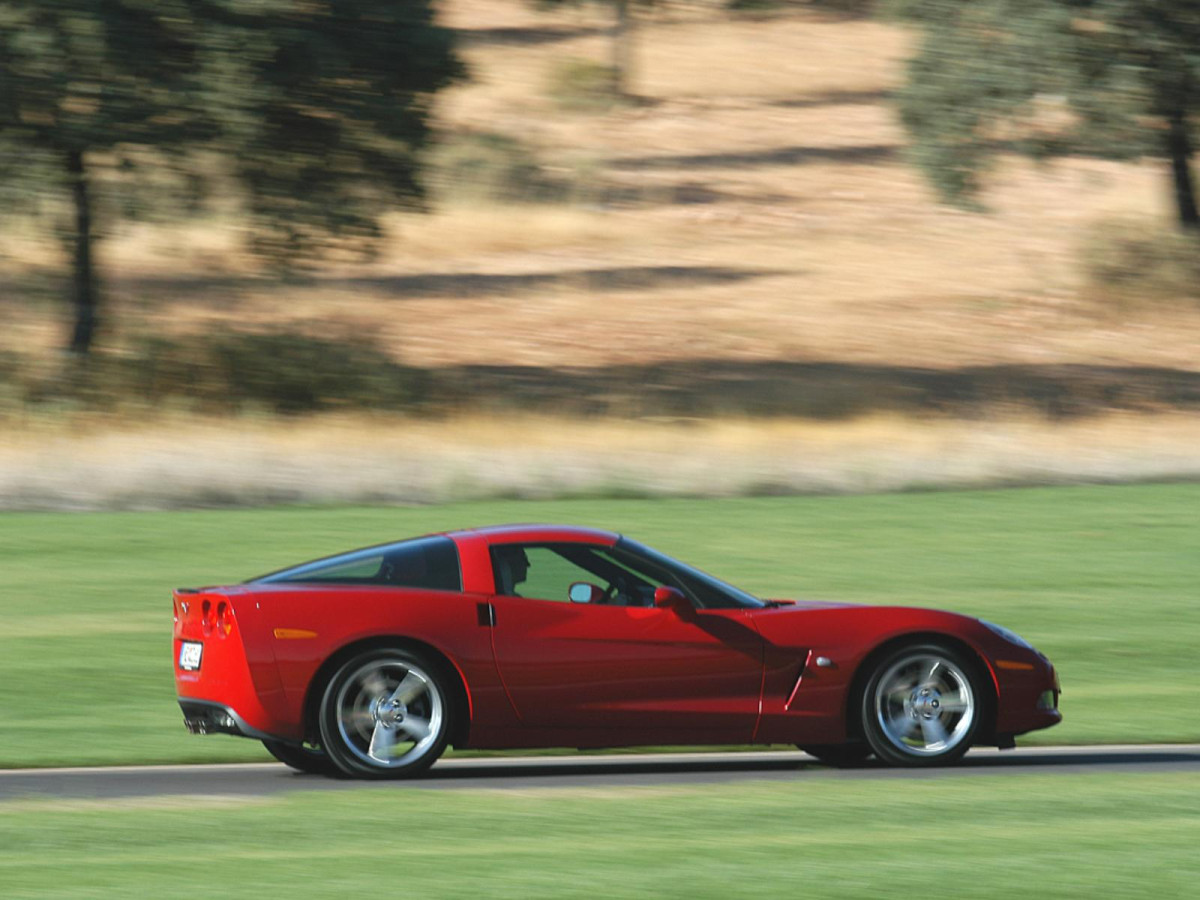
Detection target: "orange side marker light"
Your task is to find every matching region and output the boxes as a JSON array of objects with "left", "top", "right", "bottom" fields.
[{"left": 273, "top": 628, "right": 319, "bottom": 640}]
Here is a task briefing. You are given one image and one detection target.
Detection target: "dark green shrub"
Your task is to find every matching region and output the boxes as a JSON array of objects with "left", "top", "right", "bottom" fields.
[
  {"left": 546, "top": 59, "right": 621, "bottom": 112},
  {"left": 1080, "top": 220, "right": 1200, "bottom": 314},
  {"left": 728, "top": 0, "right": 876, "bottom": 14},
  {"left": 429, "top": 132, "right": 565, "bottom": 204},
  {"left": 6, "top": 328, "right": 434, "bottom": 416},
  {"left": 110, "top": 330, "right": 429, "bottom": 415},
  {"left": 204, "top": 331, "right": 423, "bottom": 413},
  {"left": 0, "top": 350, "right": 20, "bottom": 410}
]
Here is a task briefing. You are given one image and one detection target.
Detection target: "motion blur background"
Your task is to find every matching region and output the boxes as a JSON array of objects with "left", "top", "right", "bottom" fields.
[
  {"left": 2, "top": 0, "right": 1200, "bottom": 506},
  {"left": 1, "top": 3, "right": 1199, "bottom": 896}
]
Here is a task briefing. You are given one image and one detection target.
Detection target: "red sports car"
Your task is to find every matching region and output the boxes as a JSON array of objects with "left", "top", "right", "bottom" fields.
[{"left": 173, "top": 524, "right": 1061, "bottom": 778}]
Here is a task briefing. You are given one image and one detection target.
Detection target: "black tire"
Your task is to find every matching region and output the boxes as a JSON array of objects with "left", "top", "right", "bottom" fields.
[
  {"left": 799, "top": 743, "right": 873, "bottom": 767},
  {"left": 318, "top": 647, "right": 454, "bottom": 779},
  {"left": 261, "top": 739, "right": 339, "bottom": 776},
  {"left": 860, "top": 642, "right": 983, "bottom": 767}
]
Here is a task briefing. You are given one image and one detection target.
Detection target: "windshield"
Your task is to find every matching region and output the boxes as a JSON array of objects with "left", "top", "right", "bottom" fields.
[{"left": 616, "top": 537, "right": 764, "bottom": 609}]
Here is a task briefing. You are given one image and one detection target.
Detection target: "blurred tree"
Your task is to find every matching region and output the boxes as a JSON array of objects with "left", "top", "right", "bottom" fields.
[
  {"left": 195, "top": 0, "right": 465, "bottom": 259},
  {"left": 0, "top": 1, "right": 464, "bottom": 355},
  {"left": 0, "top": 1, "right": 211, "bottom": 354},
  {"left": 895, "top": 0, "right": 1200, "bottom": 229}
]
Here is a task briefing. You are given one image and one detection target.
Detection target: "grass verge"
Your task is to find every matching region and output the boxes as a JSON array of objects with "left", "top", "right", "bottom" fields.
[
  {"left": 0, "top": 483, "right": 1197, "bottom": 768},
  {"left": 1, "top": 774, "right": 1198, "bottom": 898}
]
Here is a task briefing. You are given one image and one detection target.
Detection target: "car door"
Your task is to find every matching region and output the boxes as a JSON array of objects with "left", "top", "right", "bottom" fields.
[{"left": 488, "top": 542, "right": 764, "bottom": 743}]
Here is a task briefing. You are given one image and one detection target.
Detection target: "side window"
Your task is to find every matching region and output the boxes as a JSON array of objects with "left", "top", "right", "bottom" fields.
[
  {"left": 298, "top": 554, "right": 384, "bottom": 581},
  {"left": 380, "top": 537, "right": 462, "bottom": 591},
  {"left": 490, "top": 542, "right": 671, "bottom": 607},
  {"left": 522, "top": 547, "right": 597, "bottom": 602},
  {"left": 492, "top": 544, "right": 594, "bottom": 602},
  {"left": 257, "top": 536, "right": 461, "bottom": 591}
]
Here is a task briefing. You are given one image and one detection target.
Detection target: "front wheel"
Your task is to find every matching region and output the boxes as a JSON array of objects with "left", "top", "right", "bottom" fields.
[
  {"left": 860, "top": 643, "right": 983, "bottom": 767},
  {"left": 318, "top": 647, "right": 453, "bottom": 779}
]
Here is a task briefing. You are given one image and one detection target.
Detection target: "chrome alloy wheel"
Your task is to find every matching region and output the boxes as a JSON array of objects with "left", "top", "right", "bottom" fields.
[
  {"left": 332, "top": 656, "right": 445, "bottom": 771},
  {"left": 870, "top": 651, "right": 976, "bottom": 760}
]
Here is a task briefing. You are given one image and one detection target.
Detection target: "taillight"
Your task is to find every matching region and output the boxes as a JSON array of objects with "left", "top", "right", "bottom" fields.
[
  {"left": 189, "top": 596, "right": 233, "bottom": 638},
  {"left": 216, "top": 601, "right": 234, "bottom": 637}
]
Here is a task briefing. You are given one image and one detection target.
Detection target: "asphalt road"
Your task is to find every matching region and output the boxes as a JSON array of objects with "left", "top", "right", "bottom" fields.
[{"left": 2, "top": 745, "right": 1198, "bottom": 801}]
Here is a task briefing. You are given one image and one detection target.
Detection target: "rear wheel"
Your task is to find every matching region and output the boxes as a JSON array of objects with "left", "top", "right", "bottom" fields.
[
  {"left": 860, "top": 642, "right": 982, "bottom": 767},
  {"left": 318, "top": 647, "right": 453, "bottom": 779},
  {"left": 261, "top": 739, "right": 338, "bottom": 776}
]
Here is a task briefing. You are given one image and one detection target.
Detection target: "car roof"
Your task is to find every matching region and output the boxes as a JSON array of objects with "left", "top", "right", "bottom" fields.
[{"left": 450, "top": 523, "right": 620, "bottom": 545}]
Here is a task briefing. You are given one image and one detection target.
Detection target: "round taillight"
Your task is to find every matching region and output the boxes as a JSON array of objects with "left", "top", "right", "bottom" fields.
[{"left": 216, "top": 601, "right": 233, "bottom": 637}]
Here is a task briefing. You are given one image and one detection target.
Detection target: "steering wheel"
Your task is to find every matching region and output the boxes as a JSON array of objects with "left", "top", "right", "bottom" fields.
[{"left": 601, "top": 576, "right": 631, "bottom": 606}]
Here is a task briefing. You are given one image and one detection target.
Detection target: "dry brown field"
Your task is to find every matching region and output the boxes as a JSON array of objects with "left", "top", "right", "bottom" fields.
[
  {"left": 3, "top": 412, "right": 1199, "bottom": 510},
  {"left": 4, "top": 1, "right": 1199, "bottom": 368}
]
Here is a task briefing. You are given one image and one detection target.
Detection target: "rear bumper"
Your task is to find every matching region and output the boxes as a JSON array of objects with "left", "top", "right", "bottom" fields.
[
  {"left": 178, "top": 699, "right": 275, "bottom": 742},
  {"left": 174, "top": 587, "right": 300, "bottom": 741}
]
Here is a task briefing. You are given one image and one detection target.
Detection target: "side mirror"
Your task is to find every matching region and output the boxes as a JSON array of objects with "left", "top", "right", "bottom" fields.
[
  {"left": 654, "top": 585, "right": 690, "bottom": 613},
  {"left": 569, "top": 582, "right": 604, "bottom": 604}
]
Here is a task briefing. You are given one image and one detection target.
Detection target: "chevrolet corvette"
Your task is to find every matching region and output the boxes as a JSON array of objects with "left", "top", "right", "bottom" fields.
[{"left": 173, "top": 524, "right": 1061, "bottom": 778}]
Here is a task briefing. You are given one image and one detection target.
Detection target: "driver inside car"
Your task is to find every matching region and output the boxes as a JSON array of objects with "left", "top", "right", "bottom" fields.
[{"left": 493, "top": 546, "right": 531, "bottom": 597}]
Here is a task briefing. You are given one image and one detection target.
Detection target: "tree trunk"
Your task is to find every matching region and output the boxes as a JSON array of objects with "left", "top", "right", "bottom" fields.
[
  {"left": 612, "top": 0, "right": 634, "bottom": 98},
  {"left": 1166, "top": 106, "right": 1199, "bottom": 230},
  {"left": 66, "top": 147, "right": 99, "bottom": 354}
]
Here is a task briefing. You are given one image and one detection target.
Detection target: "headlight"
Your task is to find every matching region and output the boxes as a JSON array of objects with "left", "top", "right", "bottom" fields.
[{"left": 980, "top": 619, "right": 1036, "bottom": 651}]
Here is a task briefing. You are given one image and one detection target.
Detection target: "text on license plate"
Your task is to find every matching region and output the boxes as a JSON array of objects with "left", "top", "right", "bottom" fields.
[{"left": 179, "top": 642, "right": 203, "bottom": 671}]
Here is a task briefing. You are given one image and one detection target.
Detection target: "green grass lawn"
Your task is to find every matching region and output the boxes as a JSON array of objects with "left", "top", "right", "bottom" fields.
[
  {"left": 1, "top": 774, "right": 1197, "bottom": 898},
  {"left": 0, "top": 483, "right": 1197, "bottom": 768}
]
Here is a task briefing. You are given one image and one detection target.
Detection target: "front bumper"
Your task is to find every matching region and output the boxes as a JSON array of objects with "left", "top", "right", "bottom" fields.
[{"left": 993, "top": 657, "right": 1062, "bottom": 739}]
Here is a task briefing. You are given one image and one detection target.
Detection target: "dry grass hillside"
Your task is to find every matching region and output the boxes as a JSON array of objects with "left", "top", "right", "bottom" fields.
[
  {"left": 3, "top": 1, "right": 1198, "bottom": 370},
  {"left": 2, "top": 1, "right": 1198, "bottom": 507}
]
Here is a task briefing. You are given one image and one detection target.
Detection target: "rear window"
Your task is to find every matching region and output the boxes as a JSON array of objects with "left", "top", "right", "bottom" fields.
[{"left": 252, "top": 536, "right": 461, "bottom": 592}]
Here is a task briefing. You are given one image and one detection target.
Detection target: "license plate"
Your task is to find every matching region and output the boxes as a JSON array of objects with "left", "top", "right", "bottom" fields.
[{"left": 179, "top": 642, "right": 203, "bottom": 671}]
